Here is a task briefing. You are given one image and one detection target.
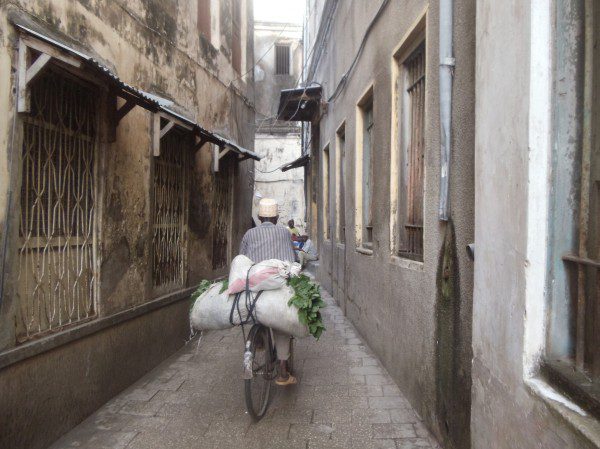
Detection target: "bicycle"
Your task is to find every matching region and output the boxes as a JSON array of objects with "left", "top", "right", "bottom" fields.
[{"left": 243, "top": 323, "right": 294, "bottom": 421}]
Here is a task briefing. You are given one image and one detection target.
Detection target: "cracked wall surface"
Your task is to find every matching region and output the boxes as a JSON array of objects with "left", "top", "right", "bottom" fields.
[{"left": 0, "top": 1, "right": 256, "bottom": 448}]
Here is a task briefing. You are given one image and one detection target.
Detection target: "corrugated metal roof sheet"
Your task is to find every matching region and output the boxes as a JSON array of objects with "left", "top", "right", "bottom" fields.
[
  {"left": 13, "top": 22, "right": 260, "bottom": 161},
  {"left": 281, "top": 154, "right": 310, "bottom": 172}
]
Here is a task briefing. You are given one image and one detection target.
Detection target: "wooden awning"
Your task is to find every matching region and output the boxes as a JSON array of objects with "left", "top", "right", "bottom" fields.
[
  {"left": 277, "top": 86, "right": 323, "bottom": 121},
  {"left": 12, "top": 21, "right": 260, "bottom": 162}
]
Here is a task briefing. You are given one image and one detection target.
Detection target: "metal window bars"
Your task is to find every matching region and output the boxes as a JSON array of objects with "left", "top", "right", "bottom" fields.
[
  {"left": 400, "top": 43, "right": 425, "bottom": 260},
  {"left": 275, "top": 45, "right": 291, "bottom": 75},
  {"left": 362, "top": 104, "right": 374, "bottom": 246},
  {"left": 17, "top": 70, "right": 98, "bottom": 341},
  {"left": 337, "top": 129, "right": 346, "bottom": 243},
  {"left": 212, "top": 157, "right": 233, "bottom": 270},
  {"left": 563, "top": 254, "right": 600, "bottom": 380},
  {"left": 152, "top": 130, "right": 190, "bottom": 288}
]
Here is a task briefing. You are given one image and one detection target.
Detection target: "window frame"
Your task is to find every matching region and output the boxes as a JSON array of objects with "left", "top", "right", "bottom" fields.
[
  {"left": 541, "top": 0, "right": 600, "bottom": 418},
  {"left": 390, "top": 14, "right": 426, "bottom": 262},
  {"left": 355, "top": 85, "right": 374, "bottom": 253},
  {"left": 212, "top": 153, "right": 235, "bottom": 270},
  {"left": 275, "top": 43, "right": 291, "bottom": 76},
  {"left": 15, "top": 65, "right": 104, "bottom": 342},
  {"left": 322, "top": 143, "right": 331, "bottom": 242},
  {"left": 335, "top": 121, "right": 346, "bottom": 244},
  {"left": 151, "top": 126, "right": 192, "bottom": 292}
]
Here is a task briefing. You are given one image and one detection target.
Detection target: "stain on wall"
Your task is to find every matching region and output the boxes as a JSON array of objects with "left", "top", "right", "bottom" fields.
[{"left": 0, "top": 0, "right": 256, "bottom": 447}]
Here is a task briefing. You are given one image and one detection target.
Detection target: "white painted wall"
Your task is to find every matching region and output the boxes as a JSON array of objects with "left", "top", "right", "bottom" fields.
[
  {"left": 253, "top": 133, "right": 305, "bottom": 230},
  {"left": 253, "top": 18, "right": 305, "bottom": 231}
]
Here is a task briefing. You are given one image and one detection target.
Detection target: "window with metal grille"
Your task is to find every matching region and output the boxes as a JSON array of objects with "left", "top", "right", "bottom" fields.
[
  {"left": 275, "top": 44, "right": 290, "bottom": 75},
  {"left": 152, "top": 129, "right": 190, "bottom": 288},
  {"left": 359, "top": 99, "right": 374, "bottom": 247},
  {"left": 197, "top": 0, "right": 211, "bottom": 40},
  {"left": 17, "top": 69, "right": 98, "bottom": 341},
  {"left": 336, "top": 124, "right": 346, "bottom": 243},
  {"left": 232, "top": 0, "right": 242, "bottom": 73},
  {"left": 213, "top": 156, "right": 234, "bottom": 270},
  {"left": 543, "top": 0, "right": 600, "bottom": 415},
  {"left": 397, "top": 43, "right": 425, "bottom": 260},
  {"left": 322, "top": 145, "right": 331, "bottom": 240}
]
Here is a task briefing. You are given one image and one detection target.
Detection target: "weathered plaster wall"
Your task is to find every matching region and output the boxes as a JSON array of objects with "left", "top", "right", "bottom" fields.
[
  {"left": 0, "top": 0, "right": 255, "bottom": 331},
  {"left": 471, "top": 1, "right": 600, "bottom": 448},
  {"left": 0, "top": 300, "right": 190, "bottom": 449},
  {"left": 253, "top": 20, "right": 304, "bottom": 226},
  {"left": 0, "top": 1, "right": 255, "bottom": 447},
  {"left": 307, "top": 1, "right": 475, "bottom": 447},
  {"left": 254, "top": 133, "right": 305, "bottom": 227},
  {"left": 254, "top": 21, "right": 303, "bottom": 120}
]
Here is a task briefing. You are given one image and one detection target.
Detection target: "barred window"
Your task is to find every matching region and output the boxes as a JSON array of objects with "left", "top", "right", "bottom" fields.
[
  {"left": 359, "top": 98, "right": 374, "bottom": 247},
  {"left": 395, "top": 42, "right": 425, "bottom": 260},
  {"left": 213, "top": 156, "right": 234, "bottom": 270},
  {"left": 275, "top": 44, "right": 291, "bottom": 75},
  {"left": 152, "top": 129, "right": 191, "bottom": 288},
  {"left": 322, "top": 145, "right": 331, "bottom": 240},
  {"left": 336, "top": 124, "right": 346, "bottom": 243},
  {"left": 544, "top": 0, "right": 600, "bottom": 414},
  {"left": 17, "top": 69, "right": 98, "bottom": 341}
]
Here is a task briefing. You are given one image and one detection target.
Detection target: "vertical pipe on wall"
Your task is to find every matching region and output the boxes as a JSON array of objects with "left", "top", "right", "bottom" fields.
[{"left": 439, "top": 0, "right": 455, "bottom": 221}]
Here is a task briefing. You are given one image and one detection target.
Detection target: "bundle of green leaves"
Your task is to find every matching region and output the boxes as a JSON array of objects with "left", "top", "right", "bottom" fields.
[
  {"left": 190, "top": 279, "right": 228, "bottom": 309},
  {"left": 287, "top": 274, "right": 326, "bottom": 339}
]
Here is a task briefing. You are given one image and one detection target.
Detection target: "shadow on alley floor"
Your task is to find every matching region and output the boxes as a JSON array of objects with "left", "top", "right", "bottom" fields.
[{"left": 49, "top": 288, "right": 440, "bottom": 449}]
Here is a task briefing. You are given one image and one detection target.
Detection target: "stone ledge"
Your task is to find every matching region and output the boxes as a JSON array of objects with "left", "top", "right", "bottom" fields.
[{"left": 0, "top": 286, "right": 196, "bottom": 371}]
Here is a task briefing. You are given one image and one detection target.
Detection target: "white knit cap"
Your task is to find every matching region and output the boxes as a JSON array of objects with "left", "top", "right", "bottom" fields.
[{"left": 258, "top": 198, "right": 279, "bottom": 218}]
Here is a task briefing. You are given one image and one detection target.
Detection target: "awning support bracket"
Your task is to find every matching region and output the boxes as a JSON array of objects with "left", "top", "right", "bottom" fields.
[
  {"left": 115, "top": 99, "right": 137, "bottom": 124},
  {"left": 193, "top": 137, "right": 208, "bottom": 152},
  {"left": 152, "top": 113, "right": 182, "bottom": 156},
  {"left": 160, "top": 120, "right": 175, "bottom": 139},
  {"left": 213, "top": 145, "right": 231, "bottom": 172},
  {"left": 17, "top": 37, "right": 82, "bottom": 113}
]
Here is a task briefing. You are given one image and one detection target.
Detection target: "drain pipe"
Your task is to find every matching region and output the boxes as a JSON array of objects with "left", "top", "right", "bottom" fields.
[{"left": 438, "top": 0, "right": 455, "bottom": 221}]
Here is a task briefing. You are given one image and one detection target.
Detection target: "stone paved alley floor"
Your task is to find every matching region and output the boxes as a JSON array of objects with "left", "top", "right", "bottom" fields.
[{"left": 50, "top": 288, "right": 440, "bottom": 449}]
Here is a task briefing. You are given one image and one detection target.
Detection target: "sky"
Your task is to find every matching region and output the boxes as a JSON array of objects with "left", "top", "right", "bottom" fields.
[{"left": 254, "top": 0, "right": 306, "bottom": 24}]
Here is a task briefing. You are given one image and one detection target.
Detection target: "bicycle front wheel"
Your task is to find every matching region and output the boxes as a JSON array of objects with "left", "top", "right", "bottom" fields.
[{"left": 244, "top": 324, "right": 274, "bottom": 421}]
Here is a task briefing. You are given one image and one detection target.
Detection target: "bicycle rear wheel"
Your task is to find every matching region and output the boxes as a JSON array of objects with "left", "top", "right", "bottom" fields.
[{"left": 244, "top": 324, "right": 274, "bottom": 421}]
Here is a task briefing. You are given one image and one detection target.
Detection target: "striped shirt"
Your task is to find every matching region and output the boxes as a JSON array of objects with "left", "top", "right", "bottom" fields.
[{"left": 239, "top": 222, "right": 296, "bottom": 263}]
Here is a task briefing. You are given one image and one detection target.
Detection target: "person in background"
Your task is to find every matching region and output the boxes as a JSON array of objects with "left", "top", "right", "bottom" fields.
[
  {"left": 296, "top": 235, "right": 318, "bottom": 268},
  {"left": 239, "top": 198, "right": 297, "bottom": 386},
  {"left": 287, "top": 219, "right": 300, "bottom": 236}
]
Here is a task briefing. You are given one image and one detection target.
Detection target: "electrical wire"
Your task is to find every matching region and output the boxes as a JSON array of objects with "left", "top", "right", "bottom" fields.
[
  {"left": 325, "top": 0, "right": 390, "bottom": 102},
  {"left": 229, "top": 21, "right": 291, "bottom": 86},
  {"left": 255, "top": 0, "right": 339, "bottom": 157},
  {"left": 255, "top": 160, "right": 292, "bottom": 174},
  {"left": 259, "top": 0, "right": 337, "bottom": 130}
]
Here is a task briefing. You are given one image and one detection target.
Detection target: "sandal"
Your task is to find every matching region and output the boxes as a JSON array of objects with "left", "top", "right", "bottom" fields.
[{"left": 275, "top": 374, "right": 297, "bottom": 386}]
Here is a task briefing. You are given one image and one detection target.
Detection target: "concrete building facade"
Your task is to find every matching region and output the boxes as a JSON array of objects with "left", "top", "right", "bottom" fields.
[
  {"left": 472, "top": 1, "right": 600, "bottom": 448},
  {"left": 253, "top": 20, "right": 305, "bottom": 227},
  {"left": 0, "top": 1, "right": 256, "bottom": 448},
  {"left": 301, "top": 1, "right": 475, "bottom": 448},
  {"left": 302, "top": 0, "right": 600, "bottom": 448}
]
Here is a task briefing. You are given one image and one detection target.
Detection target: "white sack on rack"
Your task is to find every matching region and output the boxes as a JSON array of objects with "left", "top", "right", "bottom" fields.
[
  {"left": 190, "top": 282, "right": 309, "bottom": 338},
  {"left": 227, "top": 255, "right": 301, "bottom": 294}
]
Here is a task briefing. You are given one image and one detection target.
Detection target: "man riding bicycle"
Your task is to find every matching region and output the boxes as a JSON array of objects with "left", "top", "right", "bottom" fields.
[{"left": 239, "top": 198, "right": 297, "bottom": 386}]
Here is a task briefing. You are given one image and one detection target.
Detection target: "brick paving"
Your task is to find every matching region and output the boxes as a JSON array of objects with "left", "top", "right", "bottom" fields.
[{"left": 49, "top": 288, "right": 440, "bottom": 449}]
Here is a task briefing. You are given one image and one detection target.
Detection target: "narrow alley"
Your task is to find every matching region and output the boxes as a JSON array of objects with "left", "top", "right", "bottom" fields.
[
  {"left": 49, "top": 287, "right": 439, "bottom": 449},
  {"left": 2, "top": 0, "right": 600, "bottom": 448}
]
